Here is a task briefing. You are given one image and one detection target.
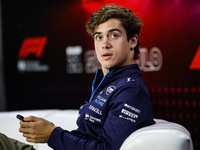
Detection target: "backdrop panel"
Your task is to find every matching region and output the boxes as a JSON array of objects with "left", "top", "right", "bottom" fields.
[{"left": 1, "top": 0, "right": 200, "bottom": 149}]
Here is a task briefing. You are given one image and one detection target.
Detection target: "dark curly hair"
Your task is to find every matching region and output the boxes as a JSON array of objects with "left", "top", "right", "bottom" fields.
[{"left": 86, "top": 4, "right": 143, "bottom": 60}]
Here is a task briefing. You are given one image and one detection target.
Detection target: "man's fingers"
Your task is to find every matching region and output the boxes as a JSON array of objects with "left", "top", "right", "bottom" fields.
[
  {"left": 23, "top": 134, "right": 36, "bottom": 143},
  {"left": 19, "top": 125, "right": 32, "bottom": 134},
  {"left": 23, "top": 116, "right": 40, "bottom": 122},
  {"left": 20, "top": 121, "right": 33, "bottom": 129},
  {"left": 23, "top": 133, "right": 44, "bottom": 143}
]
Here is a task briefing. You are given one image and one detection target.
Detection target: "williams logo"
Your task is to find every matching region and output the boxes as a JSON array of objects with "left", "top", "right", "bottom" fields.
[
  {"left": 17, "top": 36, "right": 49, "bottom": 72},
  {"left": 106, "top": 86, "right": 116, "bottom": 95}
]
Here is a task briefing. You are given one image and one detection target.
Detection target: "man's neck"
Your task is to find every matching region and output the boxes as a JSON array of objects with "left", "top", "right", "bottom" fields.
[{"left": 102, "top": 67, "right": 109, "bottom": 76}]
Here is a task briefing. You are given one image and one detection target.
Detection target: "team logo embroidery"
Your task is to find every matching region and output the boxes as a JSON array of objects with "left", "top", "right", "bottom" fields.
[
  {"left": 127, "top": 77, "right": 135, "bottom": 82},
  {"left": 85, "top": 113, "right": 101, "bottom": 123},
  {"left": 106, "top": 86, "right": 116, "bottom": 95},
  {"left": 89, "top": 105, "right": 102, "bottom": 115},
  {"left": 85, "top": 113, "right": 90, "bottom": 120}
]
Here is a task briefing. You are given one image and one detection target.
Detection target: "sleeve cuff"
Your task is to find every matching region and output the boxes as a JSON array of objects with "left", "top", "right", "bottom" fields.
[{"left": 47, "top": 127, "right": 64, "bottom": 148}]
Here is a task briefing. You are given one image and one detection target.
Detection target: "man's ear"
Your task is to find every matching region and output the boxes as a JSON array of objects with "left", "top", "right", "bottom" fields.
[{"left": 130, "top": 34, "right": 138, "bottom": 50}]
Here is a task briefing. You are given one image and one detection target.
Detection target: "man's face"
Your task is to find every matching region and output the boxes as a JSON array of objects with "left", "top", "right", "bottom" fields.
[{"left": 93, "top": 18, "right": 137, "bottom": 75}]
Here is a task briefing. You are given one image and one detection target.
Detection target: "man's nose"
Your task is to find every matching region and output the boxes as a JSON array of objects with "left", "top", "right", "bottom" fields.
[{"left": 102, "top": 38, "right": 112, "bottom": 49}]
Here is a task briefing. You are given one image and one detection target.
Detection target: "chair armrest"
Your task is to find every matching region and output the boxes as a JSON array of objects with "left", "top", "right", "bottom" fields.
[{"left": 120, "top": 119, "right": 193, "bottom": 150}]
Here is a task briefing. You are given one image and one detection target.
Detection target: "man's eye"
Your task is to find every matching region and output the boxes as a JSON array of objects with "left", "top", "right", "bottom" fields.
[
  {"left": 110, "top": 33, "right": 118, "bottom": 39},
  {"left": 95, "top": 36, "right": 102, "bottom": 40}
]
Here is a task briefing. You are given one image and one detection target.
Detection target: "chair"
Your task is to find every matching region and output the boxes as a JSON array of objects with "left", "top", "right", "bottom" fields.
[{"left": 120, "top": 119, "right": 194, "bottom": 150}]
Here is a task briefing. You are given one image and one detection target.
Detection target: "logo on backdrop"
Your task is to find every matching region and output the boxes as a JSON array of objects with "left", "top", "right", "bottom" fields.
[
  {"left": 18, "top": 36, "right": 47, "bottom": 58},
  {"left": 189, "top": 45, "right": 200, "bottom": 70},
  {"left": 135, "top": 47, "right": 163, "bottom": 72},
  {"left": 66, "top": 46, "right": 83, "bottom": 74},
  {"left": 65, "top": 46, "right": 163, "bottom": 74},
  {"left": 17, "top": 36, "right": 49, "bottom": 72},
  {"left": 65, "top": 46, "right": 101, "bottom": 74}
]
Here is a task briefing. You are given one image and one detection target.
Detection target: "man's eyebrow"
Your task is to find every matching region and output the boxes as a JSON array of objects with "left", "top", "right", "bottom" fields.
[
  {"left": 108, "top": 28, "right": 122, "bottom": 33},
  {"left": 93, "top": 32, "right": 101, "bottom": 37},
  {"left": 93, "top": 28, "right": 122, "bottom": 37}
]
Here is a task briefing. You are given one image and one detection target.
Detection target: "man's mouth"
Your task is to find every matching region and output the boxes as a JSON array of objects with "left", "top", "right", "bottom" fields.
[{"left": 102, "top": 53, "right": 113, "bottom": 60}]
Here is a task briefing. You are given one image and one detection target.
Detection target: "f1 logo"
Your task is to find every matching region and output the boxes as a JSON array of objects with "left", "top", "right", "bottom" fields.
[{"left": 18, "top": 36, "right": 47, "bottom": 58}]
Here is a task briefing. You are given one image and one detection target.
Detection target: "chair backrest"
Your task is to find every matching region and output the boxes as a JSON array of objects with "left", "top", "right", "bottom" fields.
[{"left": 120, "top": 119, "right": 193, "bottom": 150}]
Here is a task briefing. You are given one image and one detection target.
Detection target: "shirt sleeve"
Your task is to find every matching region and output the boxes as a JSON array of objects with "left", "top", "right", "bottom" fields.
[{"left": 48, "top": 86, "right": 155, "bottom": 150}]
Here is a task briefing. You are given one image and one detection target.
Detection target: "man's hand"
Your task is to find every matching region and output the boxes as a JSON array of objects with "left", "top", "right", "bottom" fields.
[{"left": 19, "top": 116, "right": 56, "bottom": 143}]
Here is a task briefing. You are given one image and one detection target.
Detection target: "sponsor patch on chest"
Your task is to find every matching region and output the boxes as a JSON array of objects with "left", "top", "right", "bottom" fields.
[
  {"left": 89, "top": 105, "right": 102, "bottom": 115},
  {"left": 106, "top": 86, "right": 116, "bottom": 95}
]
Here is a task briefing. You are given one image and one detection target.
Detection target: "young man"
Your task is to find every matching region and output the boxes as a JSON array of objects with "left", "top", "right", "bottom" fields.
[{"left": 1, "top": 4, "right": 155, "bottom": 150}]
